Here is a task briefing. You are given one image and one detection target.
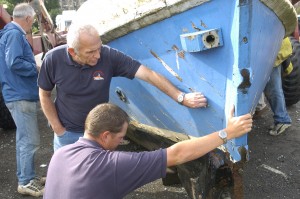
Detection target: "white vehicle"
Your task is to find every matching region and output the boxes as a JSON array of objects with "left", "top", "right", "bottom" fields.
[{"left": 55, "top": 10, "right": 76, "bottom": 31}]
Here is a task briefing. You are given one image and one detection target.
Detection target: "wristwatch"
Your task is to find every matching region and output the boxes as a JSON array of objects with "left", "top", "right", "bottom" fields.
[
  {"left": 177, "top": 92, "right": 185, "bottom": 104},
  {"left": 218, "top": 130, "right": 227, "bottom": 144}
]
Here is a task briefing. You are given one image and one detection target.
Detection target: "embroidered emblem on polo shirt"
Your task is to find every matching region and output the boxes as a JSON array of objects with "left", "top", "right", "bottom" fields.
[{"left": 93, "top": 70, "right": 104, "bottom": 80}]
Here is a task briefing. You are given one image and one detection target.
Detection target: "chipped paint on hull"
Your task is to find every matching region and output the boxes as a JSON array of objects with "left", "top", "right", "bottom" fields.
[{"left": 150, "top": 50, "right": 183, "bottom": 82}]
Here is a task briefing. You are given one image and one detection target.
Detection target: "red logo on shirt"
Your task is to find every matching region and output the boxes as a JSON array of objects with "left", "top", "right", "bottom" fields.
[{"left": 93, "top": 71, "right": 104, "bottom": 80}]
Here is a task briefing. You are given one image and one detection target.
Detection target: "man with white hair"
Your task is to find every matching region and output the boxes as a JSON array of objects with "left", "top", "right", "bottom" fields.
[
  {"left": 0, "top": 3, "right": 45, "bottom": 197},
  {"left": 38, "top": 23, "right": 208, "bottom": 151}
]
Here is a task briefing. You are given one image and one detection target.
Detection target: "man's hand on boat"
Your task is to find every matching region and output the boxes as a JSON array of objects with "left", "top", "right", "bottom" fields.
[
  {"left": 224, "top": 105, "right": 253, "bottom": 139},
  {"left": 182, "top": 92, "right": 207, "bottom": 108},
  {"left": 135, "top": 65, "right": 207, "bottom": 108}
]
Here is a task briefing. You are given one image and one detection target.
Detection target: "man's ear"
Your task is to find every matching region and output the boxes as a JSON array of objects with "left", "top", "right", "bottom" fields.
[
  {"left": 100, "top": 131, "right": 111, "bottom": 143},
  {"left": 68, "top": 48, "right": 76, "bottom": 57}
]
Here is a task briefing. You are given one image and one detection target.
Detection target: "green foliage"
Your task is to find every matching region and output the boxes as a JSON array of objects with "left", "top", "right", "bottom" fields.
[
  {"left": 44, "top": 0, "right": 60, "bottom": 11},
  {"left": 4, "top": 0, "right": 31, "bottom": 14},
  {"left": 48, "top": 8, "right": 61, "bottom": 27},
  {"left": 1, "top": 0, "right": 61, "bottom": 28},
  {"left": 44, "top": 0, "right": 61, "bottom": 26},
  {"left": 0, "top": 0, "right": 15, "bottom": 14}
]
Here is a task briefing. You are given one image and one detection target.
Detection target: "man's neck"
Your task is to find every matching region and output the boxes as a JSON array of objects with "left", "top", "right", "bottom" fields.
[
  {"left": 83, "top": 133, "right": 95, "bottom": 140},
  {"left": 11, "top": 21, "right": 26, "bottom": 34}
]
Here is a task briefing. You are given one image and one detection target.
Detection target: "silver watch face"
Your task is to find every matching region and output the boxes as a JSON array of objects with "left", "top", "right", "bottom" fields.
[
  {"left": 177, "top": 94, "right": 184, "bottom": 103},
  {"left": 219, "top": 130, "right": 227, "bottom": 138},
  {"left": 219, "top": 130, "right": 227, "bottom": 144}
]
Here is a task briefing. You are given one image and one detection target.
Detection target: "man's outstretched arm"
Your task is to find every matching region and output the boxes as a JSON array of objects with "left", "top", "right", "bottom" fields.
[
  {"left": 166, "top": 105, "right": 253, "bottom": 166},
  {"left": 135, "top": 65, "right": 207, "bottom": 108}
]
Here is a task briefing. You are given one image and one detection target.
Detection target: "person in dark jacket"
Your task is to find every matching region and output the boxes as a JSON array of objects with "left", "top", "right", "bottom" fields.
[{"left": 0, "top": 3, "right": 45, "bottom": 197}]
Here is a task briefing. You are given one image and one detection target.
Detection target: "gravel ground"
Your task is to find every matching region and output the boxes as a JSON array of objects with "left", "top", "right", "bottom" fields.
[{"left": 0, "top": 101, "right": 299, "bottom": 199}]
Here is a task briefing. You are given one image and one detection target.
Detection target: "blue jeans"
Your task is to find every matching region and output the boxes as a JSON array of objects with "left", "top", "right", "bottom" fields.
[
  {"left": 53, "top": 130, "right": 83, "bottom": 151},
  {"left": 264, "top": 65, "right": 292, "bottom": 124},
  {"left": 6, "top": 101, "right": 40, "bottom": 185}
]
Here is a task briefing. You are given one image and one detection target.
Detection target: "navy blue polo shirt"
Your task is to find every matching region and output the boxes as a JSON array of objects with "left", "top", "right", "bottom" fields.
[
  {"left": 44, "top": 138, "right": 167, "bottom": 199},
  {"left": 38, "top": 44, "right": 140, "bottom": 132}
]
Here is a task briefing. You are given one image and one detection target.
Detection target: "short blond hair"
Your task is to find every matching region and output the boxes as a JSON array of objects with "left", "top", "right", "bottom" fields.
[{"left": 85, "top": 103, "right": 129, "bottom": 137}]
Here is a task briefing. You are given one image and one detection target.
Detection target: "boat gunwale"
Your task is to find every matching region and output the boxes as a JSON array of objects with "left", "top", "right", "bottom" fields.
[
  {"left": 78, "top": 0, "right": 298, "bottom": 43},
  {"left": 260, "top": 0, "right": 297, "bottom": 37},
  {"left": 97, "top": 0, "right": 210, "bottom": 43}
]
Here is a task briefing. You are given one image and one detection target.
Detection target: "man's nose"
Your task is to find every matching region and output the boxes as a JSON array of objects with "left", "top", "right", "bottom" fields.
[{"left": 94, "top": 49, "right": 100, "bottom": 59}]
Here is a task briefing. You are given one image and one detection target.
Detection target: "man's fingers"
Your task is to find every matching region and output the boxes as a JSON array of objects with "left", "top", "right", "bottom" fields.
[
  {"left": 184, "top": 92, "right": 208, "bottom": 108},
  {"left": 241, "top": 113, "right": 253, "bottom": 122},
  {"left": 240, "top": 115, "right": 253, "bottom": 133},
  {"left": 229, "top": 105, "right": 235, "bottom": 119}
]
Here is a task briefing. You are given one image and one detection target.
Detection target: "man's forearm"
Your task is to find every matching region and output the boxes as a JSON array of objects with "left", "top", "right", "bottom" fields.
[
  {"left": 166, "top": 110, "right": 253, "bottom": 166},
  {"left": 135, "top": 65, "right": 207, "bottom": 108},
  {"left": 39, "top": 89, "right": 65, "bottom": 134},
  {"left": 148, "top": 71, "right": 180, "bottom": 101},
  {"left": 136, "top": 65, "right": 180, "bottom": 100},
  {"left": 166, "top": 132, "right": 222, "bottom": 166}
]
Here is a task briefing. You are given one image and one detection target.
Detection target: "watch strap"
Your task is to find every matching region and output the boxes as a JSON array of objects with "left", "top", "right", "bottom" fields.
[
  {"left": 218, "top": 130, "right": 227, "bottom": 144},
  {"left": 177, "top": 92, "right": 185, "bottom": 104}
]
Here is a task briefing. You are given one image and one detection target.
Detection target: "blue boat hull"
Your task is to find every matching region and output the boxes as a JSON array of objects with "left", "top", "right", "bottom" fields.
[{"left": 76, "top": 0, "right": 297, "bottom": 161}]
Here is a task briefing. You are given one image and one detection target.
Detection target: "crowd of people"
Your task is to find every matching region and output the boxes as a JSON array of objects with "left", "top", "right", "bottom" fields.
[{"left": 0, "top": 2, "right": 293, "bottom": 198}]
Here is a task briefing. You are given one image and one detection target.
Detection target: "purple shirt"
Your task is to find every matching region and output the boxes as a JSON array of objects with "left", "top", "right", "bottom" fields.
[
  {"left": 44, "top": 138, "right": 167, "bottom": 199},
  {"left": 38, "top": 44, "right": 140, "bottom": 132}
]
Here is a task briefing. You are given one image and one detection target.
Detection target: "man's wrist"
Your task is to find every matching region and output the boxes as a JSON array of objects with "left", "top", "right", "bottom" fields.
[
  {"left": 218, "top": 130, "right": 228, "bottom": 144},
  {"left": 177, "top": 92, "right": 185, "bottom": 105}
]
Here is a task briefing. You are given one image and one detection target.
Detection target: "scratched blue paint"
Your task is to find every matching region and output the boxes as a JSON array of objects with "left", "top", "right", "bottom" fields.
[{"left": 107, "top": 0, "right": 285, "bottom": 161}]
